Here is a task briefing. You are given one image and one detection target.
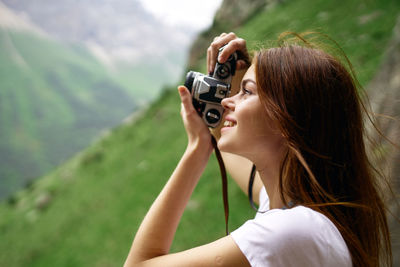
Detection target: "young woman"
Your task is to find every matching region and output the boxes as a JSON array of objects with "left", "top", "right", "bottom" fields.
[{"left": 124, "top": 32, "right": 392, "bottom": 267}]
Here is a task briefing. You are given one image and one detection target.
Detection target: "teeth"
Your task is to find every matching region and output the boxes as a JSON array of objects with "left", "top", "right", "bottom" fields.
[{"left": 224, "top": 120, "right": 235, "bottom": 127}]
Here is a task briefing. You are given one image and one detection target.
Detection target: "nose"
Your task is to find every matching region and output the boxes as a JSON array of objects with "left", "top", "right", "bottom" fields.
[{"left": 221, "top": 95, "right": 235, "bottom": 111}]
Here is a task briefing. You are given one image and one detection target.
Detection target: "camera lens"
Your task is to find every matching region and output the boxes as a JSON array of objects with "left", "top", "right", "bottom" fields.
[
  {"left": 184, "top": 71, "right": 196, "bottom": 92},
  {"left": 205, "top": 109, "right": 221, "bottom": 124},
  {"left": 216, "top": 64, "right": 230, "bottom": 79}
]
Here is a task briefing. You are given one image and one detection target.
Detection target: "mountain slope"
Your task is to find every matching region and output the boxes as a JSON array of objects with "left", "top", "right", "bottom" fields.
[
  {"left": 0, "top": 24, "right": 136, "bottom": 198},
  {"left": 0, "top": 0, "right": 399, "bottom": 266},
  {"left": 0, "top": 0, "right": 196, "bottom": 199},
  {"left": 1, "top": 0, "right": 190, "bottom": 91}
]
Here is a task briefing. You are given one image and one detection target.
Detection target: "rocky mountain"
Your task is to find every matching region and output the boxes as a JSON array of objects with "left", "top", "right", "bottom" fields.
[
  {"left": 187, "top": 0, "right": 278, "bottom": 69},
  {"left": 1, "top": 0, "right": 192, "bottom": 77},
  {"left": 0, "top": 1, "right": 46, "bottom": 35}
]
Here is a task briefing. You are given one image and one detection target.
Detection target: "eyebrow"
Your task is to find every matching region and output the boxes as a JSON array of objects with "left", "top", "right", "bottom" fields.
[{"left": 241, "top": 79, "right": 257, "bottom": 88}]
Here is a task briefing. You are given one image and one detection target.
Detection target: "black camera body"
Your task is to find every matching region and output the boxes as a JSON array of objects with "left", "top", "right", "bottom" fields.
[{"left": 184, "top": 46, "right": 237, "bottom": 128}]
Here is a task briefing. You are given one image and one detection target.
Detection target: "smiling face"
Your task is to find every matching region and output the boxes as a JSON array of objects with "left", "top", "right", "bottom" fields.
[{"left": 218, "top": 64, "right": 286, "bottom": 164}]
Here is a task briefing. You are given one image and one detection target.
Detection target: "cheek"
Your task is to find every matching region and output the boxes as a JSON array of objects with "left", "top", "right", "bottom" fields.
[
  {"left": 245, "top": 111, "right": 284, "bottom": 146},
  {"left": 238, "top": 104, "right": 266, "bottom": 133}
]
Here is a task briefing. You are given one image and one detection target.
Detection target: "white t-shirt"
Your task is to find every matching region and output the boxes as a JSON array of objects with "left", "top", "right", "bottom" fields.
[{"left": 231, "top": 187, "right": 352, "bottom": 267}]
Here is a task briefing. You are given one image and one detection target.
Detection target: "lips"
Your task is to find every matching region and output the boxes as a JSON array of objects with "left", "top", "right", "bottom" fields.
[
  {"left": 221, "top": 116, "right": 237, "bottom": 133},
  {"left": 224, "top": 115, "right": 237, "bottom": 125}
]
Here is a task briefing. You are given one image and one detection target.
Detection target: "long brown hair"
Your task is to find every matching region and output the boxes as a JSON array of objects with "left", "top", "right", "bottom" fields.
[{"left": 254, "top": 33, "right": 392, "bottom": 266}]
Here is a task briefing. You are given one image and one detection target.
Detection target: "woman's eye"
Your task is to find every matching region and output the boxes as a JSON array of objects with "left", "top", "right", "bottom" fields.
[{"left": 241, "top": 87, "right": 252, "bottom": 95}]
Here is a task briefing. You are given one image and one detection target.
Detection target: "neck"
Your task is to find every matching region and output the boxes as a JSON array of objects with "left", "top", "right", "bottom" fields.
[
  {"left": 246, "top": 142, "right": 288, "bottom": 209},
  {"left": 257, "top": 166, "right": 286, "bottom": 209}
]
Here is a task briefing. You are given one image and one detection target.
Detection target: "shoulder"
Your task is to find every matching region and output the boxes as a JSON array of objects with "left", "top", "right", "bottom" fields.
[
  {"left": 259, "top": 206, "right": 339, "bottom": 238},
  {"left": 233, "top": 206, "right": 343, "bottom": 247},
  {"left": 231, "top": 206, "right": 352, "bottom": 267}
]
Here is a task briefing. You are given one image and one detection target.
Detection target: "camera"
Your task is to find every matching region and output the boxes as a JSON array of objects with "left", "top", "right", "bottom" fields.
[{"left": 184, "top": 46, "right": 237, "bottom": 128}]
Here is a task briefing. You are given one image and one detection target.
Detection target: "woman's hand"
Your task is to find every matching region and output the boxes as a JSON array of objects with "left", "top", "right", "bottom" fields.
[
  {"left": 178, "top": 85, "right": 213, "bottom": 154},
  {"left": 207, "top": 32, "right": 251, "bottom": 75}
]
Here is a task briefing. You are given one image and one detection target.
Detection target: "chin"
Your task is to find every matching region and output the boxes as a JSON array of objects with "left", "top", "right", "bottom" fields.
[
  {"left": 217, "top": 136, "right": 229, "bottom": 152},
  {"left": 217, "top": 135, "right": 239, "bottom": 154}
]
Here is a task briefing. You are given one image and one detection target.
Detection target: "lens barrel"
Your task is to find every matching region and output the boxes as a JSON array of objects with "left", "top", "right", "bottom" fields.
[{"left": 184, "top": 71, "right": 196, "bottom": 92}]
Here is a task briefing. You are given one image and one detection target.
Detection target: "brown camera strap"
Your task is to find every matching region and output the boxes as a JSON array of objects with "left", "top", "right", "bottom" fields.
[{"left": 211, "top": 135, "right": 229, "bottom": 235}]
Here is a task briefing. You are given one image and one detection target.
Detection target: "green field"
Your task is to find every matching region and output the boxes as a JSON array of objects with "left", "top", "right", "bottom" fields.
[
  {"left": 0, "top": 29, "right": 165, "bottom": 198},
  {"left": 0, "top": 0, "right": 399, "bottom": 266}
]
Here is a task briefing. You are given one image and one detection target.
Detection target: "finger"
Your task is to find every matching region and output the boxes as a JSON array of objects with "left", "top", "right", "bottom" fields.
[
  {"left": 208, "top": 32, "right": 238, "bottom": 73},
  {"left": 219, "top": 32, "right": 227, "bottom": 38},
  {"left": 207, "top": 47, "right": 212, "bottom": 74},
  {"left": 214, "top": 32, "right": 228, "bottom": 42},
  {"left": 218, "top": 38, "right": 248, "bottom": 64},
  {"left": 178, "top": 86, "right": 195, "bottom": 114},
  {"left": 209, "top": 42, "right": 218, "bottom": 74},
  {"left": 216, "top": 32, "right": 237, "bottom": 46},
  {"left": 209, "top": 33, "right": 228, "bottom": 73}
]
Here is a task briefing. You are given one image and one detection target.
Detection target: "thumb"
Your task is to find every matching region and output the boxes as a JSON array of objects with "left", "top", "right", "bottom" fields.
[{"left": 178, "top": 86, "right": 195, "bottom": 113}]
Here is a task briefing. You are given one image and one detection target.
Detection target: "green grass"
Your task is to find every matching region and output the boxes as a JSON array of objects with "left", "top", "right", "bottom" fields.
[
  {"left": 0, "top": 0, "right": 399, "bottom": 266},
  {"left": 0, "top": 29, "right": 159, "bottom": 198}
]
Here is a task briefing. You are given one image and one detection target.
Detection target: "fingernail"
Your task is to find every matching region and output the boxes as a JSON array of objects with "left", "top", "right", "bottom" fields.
[
  {"left": 178, "top": 86, "right": 184, "bottom": 95},
  {"left": 218, "top": 55, "right": 223, "bottom": 62}
]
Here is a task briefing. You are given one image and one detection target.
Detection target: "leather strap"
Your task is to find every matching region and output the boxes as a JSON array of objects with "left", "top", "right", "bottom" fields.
[
  {"left": 211, "top": 135, "right": 229, "bottom": 235},
  {"left": 248, "top": 164, "right": 258, "bottom": 211}
]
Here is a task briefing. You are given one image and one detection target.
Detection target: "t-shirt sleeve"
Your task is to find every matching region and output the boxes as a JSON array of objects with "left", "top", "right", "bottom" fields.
[{"left": 230, "top": 206, "right": 352, "bottom": 267}]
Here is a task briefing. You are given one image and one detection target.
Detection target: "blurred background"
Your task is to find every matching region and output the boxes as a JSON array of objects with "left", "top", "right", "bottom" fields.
[
  {"left": 0, "top": 0, "right": 399, "bottom": 266},
  {"left": 0, "top": 0, "right": 222, "bottom": 199}
]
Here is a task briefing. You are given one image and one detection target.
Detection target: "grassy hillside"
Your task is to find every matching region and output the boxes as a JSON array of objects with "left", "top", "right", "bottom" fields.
[
  {"left": 0, "top": 0, "right": 399, "bottom": 266},
  {"left": 0, "top": 28, "right": 162, "bottom": 199}
]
